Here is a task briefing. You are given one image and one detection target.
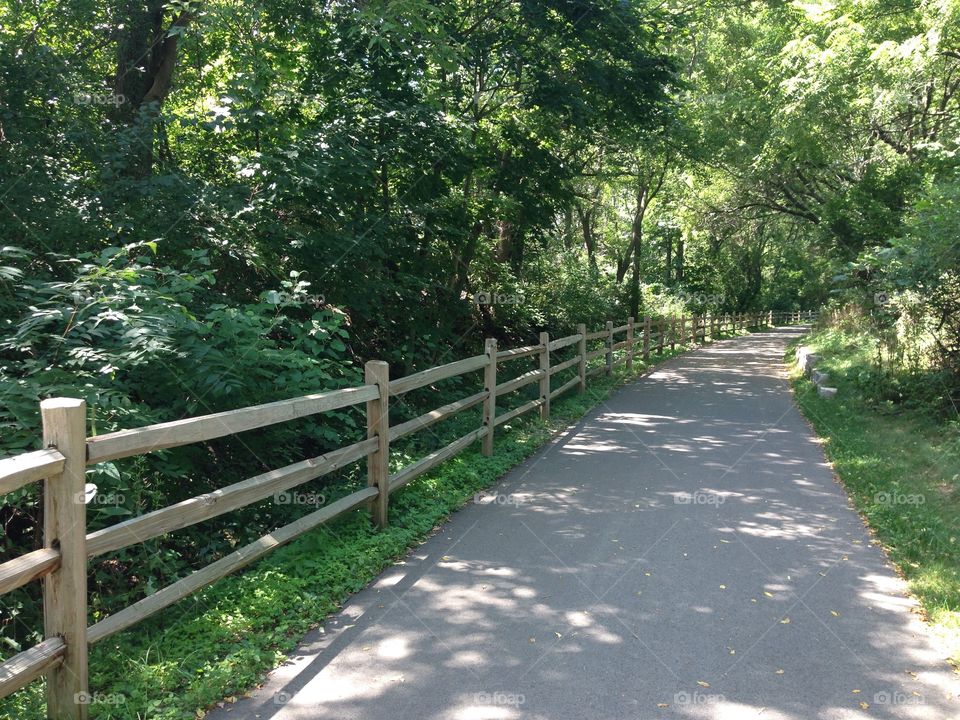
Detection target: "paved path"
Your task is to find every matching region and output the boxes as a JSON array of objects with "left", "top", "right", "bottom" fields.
[{"left": 210, "top": 328, "right": 960, "bottom": 720}]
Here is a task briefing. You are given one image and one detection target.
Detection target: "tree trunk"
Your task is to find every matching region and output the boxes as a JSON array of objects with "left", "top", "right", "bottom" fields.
[
  {"left": 664, "top": 235, "right": 672, "bottom": 284},
  {"left": 576, "top": 203, "right": 597, "bottom": 269},
  {"left": 675, "top": 236, "right": 684, "bottom": 281},
  {"left": 630, "top": 227, "right": 641, "bottom": 319},
  {"left": 112, "top": 2, "right": 192, "bottom": 177}
]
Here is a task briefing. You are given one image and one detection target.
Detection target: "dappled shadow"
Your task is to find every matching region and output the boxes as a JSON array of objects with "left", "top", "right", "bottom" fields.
[{"left": 208, "top": 328, "right": 959, "bottom": 720}]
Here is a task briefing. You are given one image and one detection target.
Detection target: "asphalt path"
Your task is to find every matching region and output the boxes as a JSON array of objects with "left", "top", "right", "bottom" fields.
[{"left": 209, "top": 327, "right": 960, "bottom": 720}]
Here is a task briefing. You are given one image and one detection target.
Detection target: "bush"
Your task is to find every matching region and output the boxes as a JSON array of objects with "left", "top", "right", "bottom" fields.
[{"left": 0, "top": 243, "right": 361, "bottom": 652}]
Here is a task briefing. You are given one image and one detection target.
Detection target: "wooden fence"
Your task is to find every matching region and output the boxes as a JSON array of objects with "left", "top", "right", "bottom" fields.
[{"left": 0, "top": 309, "right": 815, "bottom": 717}]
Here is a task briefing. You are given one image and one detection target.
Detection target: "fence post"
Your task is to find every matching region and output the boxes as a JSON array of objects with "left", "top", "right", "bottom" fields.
[
  {"left": 670, "top": 316, "right": 677, "bottom": 350},
  {"left": 539, "top": 332, "right": 550, "bottom": 419},
  {"left": 41, "top": 398, "right": 88, "bottom": 720},
  {"left": 365, "top": 361, "right": 390, "bottom": 528},
  {"left": 577, "top": 323, "right": 587, "bottom": 393},
  {"left": 482, "top": 338, "right": 497, "bottom": 456},
  {"left": 691, "top": 315, "right": 698, "bottom": 344},
  {"left": 605, "top": 321, "right": 613, "bottom": 375},
  {"left": 626, "top": 317, "right": 634, "bottom": 373},
  {"left": 642, "top": 316, "right": 651, "bottom": 361}
]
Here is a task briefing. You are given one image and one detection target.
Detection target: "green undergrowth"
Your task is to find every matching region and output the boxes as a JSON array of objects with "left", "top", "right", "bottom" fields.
[
  {"left": 788, "top": 325, "right": 960, "bottom": 666},
  {"left": 2, "top": 334, "right": 749, "bottom": 720}
]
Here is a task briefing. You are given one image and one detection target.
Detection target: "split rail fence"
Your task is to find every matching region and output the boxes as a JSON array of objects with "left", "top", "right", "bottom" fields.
[{"left": 0, "top": 309, "right": 815, "bottom": 717}]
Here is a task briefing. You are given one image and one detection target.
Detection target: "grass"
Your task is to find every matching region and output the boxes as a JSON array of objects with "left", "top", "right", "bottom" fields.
[
  {"left": 788, "top": 323, "right": 960, "bottom": 665},
  {"left": 2, "top": 332, "right": 740, "bottom": 720}
]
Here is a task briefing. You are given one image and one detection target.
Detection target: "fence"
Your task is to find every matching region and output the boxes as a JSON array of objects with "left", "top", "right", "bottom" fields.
[{"left": 0, "top": 309, "right": 815, "bottom": 717}]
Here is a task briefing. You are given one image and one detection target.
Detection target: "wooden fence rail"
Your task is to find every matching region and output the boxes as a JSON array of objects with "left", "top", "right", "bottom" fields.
[{"left": 0, "top": 308, "right": 817, "bottom": 717}]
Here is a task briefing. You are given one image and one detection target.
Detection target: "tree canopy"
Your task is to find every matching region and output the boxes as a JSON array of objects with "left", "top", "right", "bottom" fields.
[{"left": 2, "top": 0, "right": 959, "bottom": 707}]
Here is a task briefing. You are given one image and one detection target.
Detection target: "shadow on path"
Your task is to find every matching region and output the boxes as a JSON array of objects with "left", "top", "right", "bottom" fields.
[{"left": 208, "top": 328, "right": 960, "bottom": 720}]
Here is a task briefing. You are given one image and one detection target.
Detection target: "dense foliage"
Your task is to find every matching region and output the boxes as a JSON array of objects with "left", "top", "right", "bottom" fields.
[
  {"left": 0, "top": 0, "right": 684, "bottom": 667},
  {"left": 1, "top": 0, "right": 959, "bottom": 709}
]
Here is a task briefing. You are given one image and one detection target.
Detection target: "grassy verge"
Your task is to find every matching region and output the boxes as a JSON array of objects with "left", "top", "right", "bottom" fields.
[
  {"left": 4, "top": 333, "right": 743, "bottom": 720},
  {"left": 788, "top": 323, "right": 960, "bottom": 665}
]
